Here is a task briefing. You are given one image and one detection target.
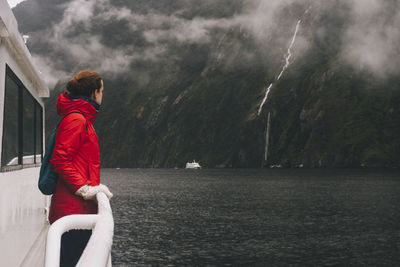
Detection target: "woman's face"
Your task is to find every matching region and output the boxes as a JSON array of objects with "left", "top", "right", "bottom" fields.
[{"left": 92, "top": 80, "right": 104, "bottom": 105}]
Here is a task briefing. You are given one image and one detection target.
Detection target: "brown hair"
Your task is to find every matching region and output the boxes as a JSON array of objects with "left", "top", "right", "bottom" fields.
[{"left": 66, "top": 70, "right": 102, "bottom": 97}]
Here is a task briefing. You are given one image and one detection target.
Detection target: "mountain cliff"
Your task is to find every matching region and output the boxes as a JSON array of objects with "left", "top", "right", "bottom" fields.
[{"left": 13, "top": 0, "right": 400, "bottom": 168}]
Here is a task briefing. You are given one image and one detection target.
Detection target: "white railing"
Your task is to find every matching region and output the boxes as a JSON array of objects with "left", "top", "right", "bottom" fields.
[{"left": 45, "top": 192, "right": 114, "bottom": 267}]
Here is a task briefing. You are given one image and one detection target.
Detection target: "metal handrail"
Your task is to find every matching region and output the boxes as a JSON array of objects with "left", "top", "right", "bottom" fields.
[{"left": 45, "top": 192, "right": 114, "bottom": 267}]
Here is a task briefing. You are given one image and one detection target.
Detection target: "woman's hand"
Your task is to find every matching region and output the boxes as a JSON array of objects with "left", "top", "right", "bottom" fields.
[{"left": 75, "top": 184, "right": 113, "bottom": 200}]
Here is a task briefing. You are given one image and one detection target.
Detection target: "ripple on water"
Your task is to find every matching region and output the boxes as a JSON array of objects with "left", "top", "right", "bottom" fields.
[{"left": 102, "top": 168, "right": 400, "bottom": 266}]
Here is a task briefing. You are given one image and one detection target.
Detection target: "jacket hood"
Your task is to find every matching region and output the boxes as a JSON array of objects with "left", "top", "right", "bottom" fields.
[{"left": 56, "top": 92, "right": 99, "bottom": 123}]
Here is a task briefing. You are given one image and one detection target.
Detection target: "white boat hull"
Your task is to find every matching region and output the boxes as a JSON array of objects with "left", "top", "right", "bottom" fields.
[
  {"left": 0, "top": 167, "right": 48, "bottom": 267},
  {"left": 186, "top": 162, "right": 201, "bottom": 169}
]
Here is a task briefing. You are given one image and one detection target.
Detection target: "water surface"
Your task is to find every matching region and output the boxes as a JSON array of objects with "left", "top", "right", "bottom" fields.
[{"left": 102, "top": 168, "right": 400, "bottom": 266}]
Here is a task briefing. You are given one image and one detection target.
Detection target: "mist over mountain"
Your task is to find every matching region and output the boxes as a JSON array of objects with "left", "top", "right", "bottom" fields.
[{"left": 13, "top": 0, "right": 400, "bottom": 168}]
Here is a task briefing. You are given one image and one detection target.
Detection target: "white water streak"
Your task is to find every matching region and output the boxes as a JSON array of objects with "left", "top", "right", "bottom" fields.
[
  {"left": 264, "top": 111, "right": 271, "bottom": 162},
  {"left": 257, "top": 19, "right": 301, "bottom": 116},
  {"left": 257, "top": 83, "right": 273, "bottom": 115},
  {"left": 304, "top": 5, "right": 312, "bottom": 15},
  {"left": 276, "top": 19, "right": 301, "bottom": 81},
  {"left": 260, "top": 5, "right": 311, "bottom": 167}
]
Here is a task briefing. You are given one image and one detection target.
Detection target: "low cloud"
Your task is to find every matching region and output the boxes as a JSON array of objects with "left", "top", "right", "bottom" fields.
[
  {"left": 143, "top": 16, "right": 234, "bottom": 44},
  {"left": 28, "top": 0, "right": 399, "bottom": 87},
  {"left": 32, "top": 55, "right": 69, "bottom": 88},
  {"left": 340, "top": 0, "right": 400, "bottom": 77}
]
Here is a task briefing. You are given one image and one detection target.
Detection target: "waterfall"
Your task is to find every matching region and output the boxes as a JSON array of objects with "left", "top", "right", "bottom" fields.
[
  {"left": 258, "top": 19, "right": 302, "bottom": 115},
  {"left": 276, "top": 20, "right": 301, "bottom": 81},
  {"left": 257, "top": 83, "right": 273, "bottom": 115},
  {"left": 258, "top": 5, "right": 311, "bottom": 167},
  {"left": 263, "top": 112, "right": 271, "bottom": 164}
]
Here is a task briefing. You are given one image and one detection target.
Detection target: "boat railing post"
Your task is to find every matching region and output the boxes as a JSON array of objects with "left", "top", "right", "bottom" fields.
[
  {"left": 44, "top": 192, "right": 114, "bottom": 267},
  {"left": 76, "top": 192, "right": 114, "bottom": 267}
]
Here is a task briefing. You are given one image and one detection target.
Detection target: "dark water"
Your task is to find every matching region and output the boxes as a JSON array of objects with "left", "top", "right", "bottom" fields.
[{"left": 101, "top": 168, "right": 400, "bottom": 266}]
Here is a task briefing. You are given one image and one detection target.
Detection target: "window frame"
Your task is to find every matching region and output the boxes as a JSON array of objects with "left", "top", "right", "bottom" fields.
[{"left": 1, "top": 65, "right": 44, "bottom": 172}]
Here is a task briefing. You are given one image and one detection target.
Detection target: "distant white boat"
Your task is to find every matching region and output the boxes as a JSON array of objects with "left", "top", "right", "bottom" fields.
[{"left": 186, "top": 160, "right": 201, "bottom": 169}]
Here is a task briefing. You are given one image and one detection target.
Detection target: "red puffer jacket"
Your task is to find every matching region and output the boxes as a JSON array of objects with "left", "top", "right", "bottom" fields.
[{"left": 49, "top": 92, "right": 100, "bottom": 223}]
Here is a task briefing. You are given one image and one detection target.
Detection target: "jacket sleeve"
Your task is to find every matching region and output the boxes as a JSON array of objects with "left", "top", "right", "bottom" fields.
[{"left": 50, "top": 114, "right": 86, "bottom": 193}]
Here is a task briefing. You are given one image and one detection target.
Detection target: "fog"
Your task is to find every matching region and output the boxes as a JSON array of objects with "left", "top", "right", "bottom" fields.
[
  {"left": 24, "top": 0, "right": 400, "bottom": 87},
  {"left": 341, "top": 0, "right": 400, "bottom": 77}
]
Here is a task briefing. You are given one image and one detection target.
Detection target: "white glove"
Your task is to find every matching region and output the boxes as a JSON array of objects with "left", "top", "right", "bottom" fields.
[{"left": 75, "top": 184, "right": 113, "bottom": 200}]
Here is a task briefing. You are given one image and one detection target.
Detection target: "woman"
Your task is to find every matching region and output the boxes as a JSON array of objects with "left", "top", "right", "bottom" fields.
[{"left": 49, "top": 70, "right": 113, "bottom": 267}]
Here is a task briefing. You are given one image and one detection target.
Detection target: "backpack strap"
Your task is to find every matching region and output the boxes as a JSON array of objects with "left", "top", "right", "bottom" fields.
[
  {"left": 39, "top": 112, "right": 89, "bottom": 195},
  {"left": 57, "top": 111, "right": 88, "bottom": 131}
]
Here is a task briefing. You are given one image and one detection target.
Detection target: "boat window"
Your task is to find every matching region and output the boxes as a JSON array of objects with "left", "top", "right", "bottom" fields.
[
  {"left": 23, "top": 89, "right": 35, "bottom": 164},
  {"left": 1, "top": 74, "right": 20, "bottom": 166},
  {"left": 1, "top": 66, "right": 43, "bottom": 170},
  {"left": 35, "top": 103, "right": 43, "bottom": 163}
]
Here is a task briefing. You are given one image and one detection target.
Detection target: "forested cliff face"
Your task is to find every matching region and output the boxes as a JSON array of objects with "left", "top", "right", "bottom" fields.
[{"left": 13, "top": 0, "right": 400, "bottom": 168}]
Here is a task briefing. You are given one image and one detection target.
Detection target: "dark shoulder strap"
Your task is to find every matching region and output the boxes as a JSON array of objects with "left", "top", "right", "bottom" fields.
[{"left": 57, "top": 111, "right": 88, "bottom": 131}]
